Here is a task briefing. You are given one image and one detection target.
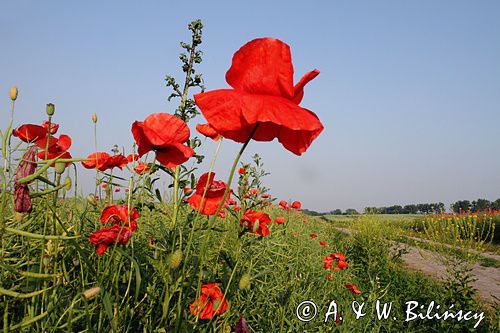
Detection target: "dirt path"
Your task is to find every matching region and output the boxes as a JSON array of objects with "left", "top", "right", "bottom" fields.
[{"left": 334, "top": 227, "right": 500, "bottom": 303}]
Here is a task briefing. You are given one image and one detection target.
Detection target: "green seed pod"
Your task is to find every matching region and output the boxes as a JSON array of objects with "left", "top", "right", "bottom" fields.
[
  {"left": 46, "top": 103, "right": 55, "bottom": 116},
  {"left": 239, "top": 273, "right": 251, "bottom": 290},
  {"left": 169, "top": 249, "right": 183, "bottom": 269},
  {"left": 54, "top": 161, "right": 66, "bottom": 174}
]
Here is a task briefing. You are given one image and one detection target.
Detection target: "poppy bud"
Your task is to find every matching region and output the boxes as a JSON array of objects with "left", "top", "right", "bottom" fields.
[
  {"left": 82, "top": 287, "right": 101, "bottom": 300},
  {"left": 64, "top": 177, "right": 72, "bottom": 190},
  {"left": 252, "top": 219, "right": 260, "bottom": 234},
  {"left": 14, "top": 212, "right": 25, "bottom": 223},
  {"left": 86, "top": 195, "right": 97, "bottom": 206},
  {"left": 54, "top": 162, "right": 66, "bottom": 174},
  {"left": 46, "top": 103, "right": 55, "bottom": 116},
  {"left": 92, "top": 112, "right": 98, "bottom": 123},
  {"left": 239, "top": 273, "right": 251, "bottom": 290},
  {"left": 9, "top": 86, "right": 18, "bottom": 101},
  {"left": 169, "top": 249, "right": 183, "bottom": 269}
]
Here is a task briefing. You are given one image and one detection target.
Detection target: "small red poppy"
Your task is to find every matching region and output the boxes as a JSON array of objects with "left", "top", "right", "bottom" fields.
[
  {"left": 131, "top": 113, "right": 194, "bottom": 168},
  {"left": 134, "top": 162, "right": 150, "bottom": 174},
  {"left": 238, "top": 167, "right": 246, "bottom": 175},
  {"left": 189, "top": 283, "right": 228, "bottom": 320},
  {"left": 327, "top": 274, "right": 333, "bottom": 281},
  {"left": 196, "top": 123, "right": 221, "bottom": 141},
  {"left": 126, "top": 153, "right": 139, "bottom": 163},
  {"left": 279, "top": 200, "right": 288, "bottom": 210},
  {"left": 310, "top": 233, "right": 318, "bottom": 238},
  {"left": 274, "top": 217, "right": 285, "bottom": 224},
  {"left": 319, "top": 241, "right": 327, "bottom": 247},
  {"left": 249, "top": 188, "right": 258, "bottom": 196},
  {"left": 89, "top": 224, "right": 134, "bottom": 256},
  {"left": 345, "top": 283, "right": 362, "bottom": 295},
  {"left": 291, "top": 201, "right": 302, "bottom": 210},
  {"left": 261, "top": 193, "right": 270, "bottom": 199},
  {"left": 194, "top": 38, "right": 323, "bottom": 155},
  {"left": 186, "top": 172, "right": 228, "bottom": 216}
]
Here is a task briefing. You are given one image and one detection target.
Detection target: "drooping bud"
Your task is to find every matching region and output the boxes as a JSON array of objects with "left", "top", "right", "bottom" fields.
[
  {"left": 64, "top": 177, "right": 72, "bottom": 190},
  {"left": 239, "top": 273, "right": 251, "bottom": 290},
  {"left": 92, "top": 113, "right": 97, "bottom": 123},
  {"left": 13, "top": 146, "right": 38, "bottom": 213},
  {"left": 86, "top": 195, "right": 97, "bottom": 206},
  {"left": 82, "top": 287, "right": 101, "bottom": 300},
  {"left": 9, "top": 86, "right": 18, "bottom": 101},
  {"left": 46, "top": 103, "right": 55, "bottom": 116},
  {"left": 169, "top": 249, "right": 183, "bottom": 269}
]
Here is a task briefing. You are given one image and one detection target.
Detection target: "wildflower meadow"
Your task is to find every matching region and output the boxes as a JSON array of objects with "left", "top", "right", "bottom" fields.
[{"left": 1, "top": 19, "right": 499, "bottom": 333}]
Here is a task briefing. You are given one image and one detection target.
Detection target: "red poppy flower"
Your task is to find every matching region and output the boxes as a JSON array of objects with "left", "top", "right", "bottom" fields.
[
  {"left": 279, "top": 200, "right": 288, "bottom": 210},
  {"left": 114, "top": 188, "right": 120, "bottom": 192},
  {"left": 187, "top": 172, "right": 228, "bottom": 216},
  {"left": 319, "top": 241, "right": 327, "bottom": 247},
  {"left": 327, "top": 274, "right": 333, "bottom": 281},
  {"left": 291, "top": 201, "right": 302, "bottom": 210},
  {"left": 194, "top": 38, "right": 323, "bottom": 155},
  {"left": 101, "top": 184, "right": 107, "bottom": 189},
  {"left": 310, "top": 233, "right": 317, "bottom": 238},
  {"left": 240, "top": 210, "right": 271, "bottom": 236},
  {"left": 331, "top": 252, "right": 346, "bottom": 261},
  {"left": 334, "top": 260, "right": 349, "bottom": 270},
  {"left": 12, "top": 124, "right": 47, "bottom": 143},
  {"left": 134, "top": 162, "right": 150, "bottom": 174},
  {"left": 249, "top": 188, "right": 258, "bottom": 196},
  {"left": 89, "top": 224, "right": 135, "bottom": 255},
  {"left": 131, "top": 113, "right": 194, "bottom": 168},
  {"left": 127, "top": 153, "right": 139, "bottom": 163},
  {"left": 261, "top": 193, "right": 270, "bottom": 199},
  {"left": 100, "top": 204, "right": 139, "bottom": 230},
  {"left": 82, "top": 152, "right": 128, "bottom": 171},
  {"left": 238, "top": 167, "right": 246, "bottom": 175},
  {"left": 37, "top": 134, "right": 72, "bottom": 166},
  {"left": 345, "top": 283, "right": 361, "bottom": 295},
  {"left": 323, "top": 255, "right": 334, "bottom": 270},
  {"left": 196, "top": 123, "right": 221, "bottom": 141},
  {"left": 189, "top": 283, "right": 228, "bottom": 320},
  {"left": 42, "top": 121, "right": 59, "bottom": 134},
  {"left": 274, "top": 217, "right": 285, "bottom": 224}
]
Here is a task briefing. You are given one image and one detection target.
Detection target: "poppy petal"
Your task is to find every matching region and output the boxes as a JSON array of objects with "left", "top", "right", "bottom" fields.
[
  {"left": 226, "top": 38, "right": 294, "bottom": 98},
  {"left": 155, "top": 143, "right": 194, "bottom": 168},
  {"left": 292, "top": 69, "right": 320, "bottom": 104}
]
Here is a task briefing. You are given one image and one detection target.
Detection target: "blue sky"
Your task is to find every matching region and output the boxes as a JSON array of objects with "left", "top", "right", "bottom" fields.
[{"left": 1, "top": 1, "right": 499, "bottom": 211}]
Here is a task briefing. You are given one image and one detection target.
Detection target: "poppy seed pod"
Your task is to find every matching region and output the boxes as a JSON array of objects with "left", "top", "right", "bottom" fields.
[
  {"left": 92, "top": 113, "right": 97, "bottom": 123},
  {"left": 10, "top": 86, "right": 18, "bottom": 101},
  {"left": 46, "top": 103, "right": 55, "bottom": 116},
  {"left": 239, "top": 273, "right": 251, "bottom": 290},
  {"left": 54, "top": 161, "right": 66, "bottom": 174},
  {"left": 169, "top": 249, "right": 183, "bottom": 269}
]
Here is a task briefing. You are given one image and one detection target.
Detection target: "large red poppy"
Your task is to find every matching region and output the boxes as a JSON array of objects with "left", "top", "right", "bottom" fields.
[
  {"left": 12, "top": 124, "right": 47, "bottom": 144},
  {"left": 194, "top": 38, "right": 323, "bottom": 155},
  {"left": 187, "top": 172, "right": 228, "bottom": 216},
  {"left": 189, "top": 283, "right": 228, "bottom": 320},
  {"left": 37, "top": 134, "right": 72, "bottom": 165},
  {"left": 131, "top": 113, "right": 194, "bottom": 168},
  {"left": 100, "top": 204, "right": 139, "bottom": 230},
  {"left": 82, "top": 152, "right": 128, "bottom": 171},
  {"left": 89, "top": 224, "right": 135, "bottom": 256}
]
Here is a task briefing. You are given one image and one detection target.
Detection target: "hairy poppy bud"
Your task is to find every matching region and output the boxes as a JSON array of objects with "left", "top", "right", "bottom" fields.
[
  {"left": 64, "top": 177, "right": 72, "bottom": 190},
  {"left": 169, "top": 249, "right": 183, "bottom": 269},
  {"left": 239, "top": 273, "right": 251, "bottom": 290},
  {"left": 9, "top": 86, "right": 18, "bottom": 101},
  {"left": 92, "top": 112, "right": 97, "bottom": 123},
  {"left": 82, "top": 287, "right": 101, "bottom": 300},
  {"left": 55, "top": 161, "right": 66, "bottom": 174},
  {"left": 46, "top": 103, "right": 55, "bottom": 116},
  {"left": 86, "top": 194, "right": 97, "bottom": 206}
]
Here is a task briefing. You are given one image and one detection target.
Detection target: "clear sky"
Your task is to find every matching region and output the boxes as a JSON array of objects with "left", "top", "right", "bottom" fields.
[{"left": 1, "top": 1, "right": 499, "bottom": 212}]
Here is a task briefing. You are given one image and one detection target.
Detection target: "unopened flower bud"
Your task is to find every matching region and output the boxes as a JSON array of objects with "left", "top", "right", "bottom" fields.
[
  {"left": 86, "top": 195, "right": 97, "bottom": 206},
  {"left": 82, "top": 287, "right": 101, "bottom": 300},
  {"left": 239, "top": 273, "right": 251, "bottom": 290},
  {"left": 46, "top": 103, "right": 55, "bottom": 116},
  {"left": 92, "top": 113, "right": 97, "bottom": 123},
  {"left": 54, "top": 162, "right": 66, "bottom": 174},
  {"left": 169, "top": 249, "right": 183, "bottom": 269},
  {"left": 64, "top": 177, "right": 72, "bottom": 190},
  {"left": 9, "top": 86, "right": 18, "bottom": 101}
]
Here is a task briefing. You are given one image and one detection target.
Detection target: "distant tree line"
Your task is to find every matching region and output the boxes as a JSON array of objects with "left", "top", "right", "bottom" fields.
[{"left": 302, "top": 198, "right": 500, "bottom": 216}]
